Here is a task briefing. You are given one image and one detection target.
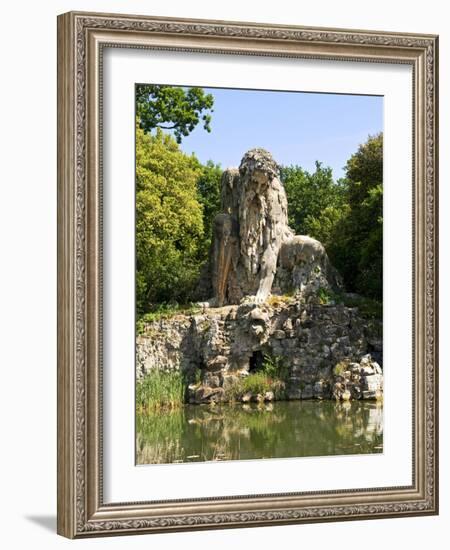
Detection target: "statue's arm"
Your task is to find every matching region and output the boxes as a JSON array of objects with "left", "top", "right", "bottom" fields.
[{"left": 255, "top": 244, "right": 278, "bottom": 303}]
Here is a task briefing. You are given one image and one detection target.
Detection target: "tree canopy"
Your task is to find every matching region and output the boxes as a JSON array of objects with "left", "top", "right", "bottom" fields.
[
  {"left": 136, "top": 85, "right": 214, "bottom": 143},
  {"left": 281, "top": 162, "right": 345, "bottom": 237},
  {"left": 338, "top": 133, "right": 383, "bottom": 298},
  {"left": 136, "top": 126, "right": 205, "bottom": 311},
  {"left": 195, "top": 160, "right": 222, "bottom": 255}
]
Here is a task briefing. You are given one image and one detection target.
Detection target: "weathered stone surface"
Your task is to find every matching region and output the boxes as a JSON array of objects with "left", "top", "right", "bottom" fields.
[
  {"left": 136, "top": 316, "right": 192, "bottom": 379},
  {"left": 332, "top": 355, "right": 383, "bottom": 401},
  {"left": 192, "top": 385, "right": 226, "bottom": 404},
  {"left": 275, "top": 235, "right": 341, "bottom": 298},
  {"left": 241, "top": 392, "right": 252, "bottom": 403},
  {"left": 364, "top": 374, "right": 383, "bottom": 392},
  {"left": 301, "top": 385, "right": 314, "bottom": 400},
  {"left": 286, "top": 388, "right": 302, "bottom": 400}
]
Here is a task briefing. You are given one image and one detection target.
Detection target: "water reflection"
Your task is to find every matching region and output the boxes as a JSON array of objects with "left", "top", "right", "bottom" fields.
[{"left": 136, "top": 401, "right": 383, "bottom": 465}]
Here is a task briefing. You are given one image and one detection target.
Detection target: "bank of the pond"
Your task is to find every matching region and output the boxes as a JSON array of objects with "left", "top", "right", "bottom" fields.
[
  {"left": 136, "top": 349, "right": 383, "bottom": 413},
  {"left": 136, "top": 368, "right": 287, "bottom": 413}
]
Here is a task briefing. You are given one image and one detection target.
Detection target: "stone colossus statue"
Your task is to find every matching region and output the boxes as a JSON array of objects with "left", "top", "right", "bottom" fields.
[{"left": 209, "top": 148, "right": 340, "bottom": 307}]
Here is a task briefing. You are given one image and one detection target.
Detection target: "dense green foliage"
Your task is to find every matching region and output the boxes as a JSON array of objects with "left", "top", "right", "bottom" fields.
[
  {"left": 195, "top": 160, "right": 222, "bottom": 255},
  {"left": 339, "top": 134, "right": 383, "bottom": 298},
  {"left": 136, "top": 123, "right": 223, "bottom": 313},
  {"left": 282, "top": 133, "right": 383, "bottom": 300},
  {"left": 281, "top": 162, "right": 345, "bottom": 236},
  {"left": 136, "top": 85, "right": 214, "bottom": 143},
  {"left": 136, "top": 126, "right": 205, "bottom": 312}
]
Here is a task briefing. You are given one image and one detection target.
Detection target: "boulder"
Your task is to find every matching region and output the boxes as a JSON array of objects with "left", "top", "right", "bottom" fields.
[{"left": 332, "top": 354, "right": 383, "bottom": 401}]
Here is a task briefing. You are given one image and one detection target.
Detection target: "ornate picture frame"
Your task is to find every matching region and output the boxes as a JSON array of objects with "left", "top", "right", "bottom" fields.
[{"left": 57, "top": 11, "right": 439, "bottom": 538}]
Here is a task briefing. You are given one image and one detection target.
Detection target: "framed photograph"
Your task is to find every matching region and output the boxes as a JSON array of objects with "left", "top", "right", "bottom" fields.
[{"left": 57, "top": 11, "right": 439, "bottom": 538}]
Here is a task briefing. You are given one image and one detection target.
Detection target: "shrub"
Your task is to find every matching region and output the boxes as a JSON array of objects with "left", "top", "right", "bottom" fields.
[
  {"left": 261, "top": 353, "right": 289, "bottom": 382},
  {"left": 136, "top": 370, "right": 186, "bottom": 413},
  {"left": 317, "top": 287, "right": 333, "bottom": 304},
  {"left": 241, "top": 372, "right": 273, "bottom": 395}
]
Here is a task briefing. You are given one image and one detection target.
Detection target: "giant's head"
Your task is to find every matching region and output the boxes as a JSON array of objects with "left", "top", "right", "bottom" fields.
[{"left": 239, "top": 148, "right": 280, "bottom": 189}]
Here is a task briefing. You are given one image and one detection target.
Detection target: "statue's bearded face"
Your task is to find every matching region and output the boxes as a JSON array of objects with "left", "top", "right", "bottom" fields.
[
  {"left": 240, "top": 166, "right": 274, "bottom": 199},
  {"left": 249, "top": 168, "right": 271, "bottom": 189}
]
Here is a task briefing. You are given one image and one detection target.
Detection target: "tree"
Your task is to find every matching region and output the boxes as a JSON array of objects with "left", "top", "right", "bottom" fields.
[
  {"left": 136, "top": 126, "right": 205, "bottom": 311},
  {"left": 326, "top": 133, "right": 383, "bottom": 299},
  {"left": 345, "top": 133, "right": 383, "bottom": 205},
  {"left": 136, "top": 85, "right": 214, "bottom": 143},
  {"left": 196, "top": 160, "right": 222, "bottom": 255},
  {"left": 306, "top": 204, "right": 348, "bottom": 250},
  {"left": 352, "top": 183, "right": 383, "bottom": 298},
  {"left": 281, "top": 161, "right": 345, "bottom": 236}
]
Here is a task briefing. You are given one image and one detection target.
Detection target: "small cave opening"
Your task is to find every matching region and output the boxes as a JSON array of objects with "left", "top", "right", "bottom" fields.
[
  {"left": 249, "top": 350, "right": 264, "bottom": 373},
  {"left": 189, "top": 359, "right": 205, "bottom": 385}
]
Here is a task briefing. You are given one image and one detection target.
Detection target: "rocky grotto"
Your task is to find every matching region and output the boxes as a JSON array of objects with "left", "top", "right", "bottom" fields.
[{"left": 137, "top": 148, "right": 383, "bottom": 404}]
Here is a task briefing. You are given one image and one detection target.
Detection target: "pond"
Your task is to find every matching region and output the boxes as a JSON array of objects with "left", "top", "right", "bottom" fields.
[{"left": 136, "top": 400, "right": 383, "bottom": 465}]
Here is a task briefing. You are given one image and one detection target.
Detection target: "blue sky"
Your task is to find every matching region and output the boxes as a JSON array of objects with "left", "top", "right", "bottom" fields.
[{"left": 174, "top": 87, "right": 383, "bottom": 181}]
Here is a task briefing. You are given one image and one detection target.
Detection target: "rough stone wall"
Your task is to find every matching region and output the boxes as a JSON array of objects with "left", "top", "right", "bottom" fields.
[
  {"left": 136, "top": 316, "right": 192, "bottom": 379},
  {"left": 137, "top": 300, "right": 382, "bottom": 402}
]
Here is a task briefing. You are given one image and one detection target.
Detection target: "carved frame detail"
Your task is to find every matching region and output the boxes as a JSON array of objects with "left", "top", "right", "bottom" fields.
[{"left": 57, "top": 11, "right": 438, "bottom": 538}]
